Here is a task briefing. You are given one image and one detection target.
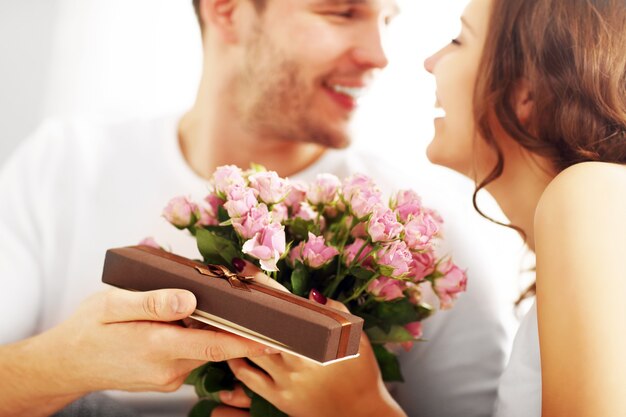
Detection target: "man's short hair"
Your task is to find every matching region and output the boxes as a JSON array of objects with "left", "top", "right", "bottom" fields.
[{"left": 192, "top": 0, "right": 267, "bottom": 28}]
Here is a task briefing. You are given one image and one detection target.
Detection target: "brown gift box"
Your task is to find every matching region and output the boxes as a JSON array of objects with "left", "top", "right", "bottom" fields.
[{"left": 101, "top": 246, "right": 363, "bottom": 364}]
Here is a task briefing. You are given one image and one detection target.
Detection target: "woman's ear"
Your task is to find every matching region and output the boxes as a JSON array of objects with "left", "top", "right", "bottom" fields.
[
  {"left": 513, "top": 79, "right": 534, "bottom": 125},
  {"left": 197, "top": 0, "right": 241, "bottom": 43}
]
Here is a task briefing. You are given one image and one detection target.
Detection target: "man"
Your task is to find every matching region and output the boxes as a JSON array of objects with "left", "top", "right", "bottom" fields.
[{"left": 0, "top": 0, "right": 519, "bottom": 416}]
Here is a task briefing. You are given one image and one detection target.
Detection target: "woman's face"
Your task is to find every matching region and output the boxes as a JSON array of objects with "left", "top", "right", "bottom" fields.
[{"left": 424, "top": 0, "right": 494, "bottom": 179}]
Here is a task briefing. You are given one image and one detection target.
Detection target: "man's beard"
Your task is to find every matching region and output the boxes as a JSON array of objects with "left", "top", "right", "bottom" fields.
[{"left": 237, "top": 33, "right": 351, "bottom": 149}]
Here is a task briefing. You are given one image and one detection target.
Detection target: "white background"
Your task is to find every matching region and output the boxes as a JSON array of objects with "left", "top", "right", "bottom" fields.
[{"left": 0, "top": 0, "right": 469, "bottom": 167}]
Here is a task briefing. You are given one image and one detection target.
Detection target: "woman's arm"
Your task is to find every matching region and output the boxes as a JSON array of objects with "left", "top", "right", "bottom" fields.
[
  {"left": 534, "top": 162, "right": 626, "bottom": 417},
  {"left": 226, "top": 298, "right": 407, "bottom": 417}
]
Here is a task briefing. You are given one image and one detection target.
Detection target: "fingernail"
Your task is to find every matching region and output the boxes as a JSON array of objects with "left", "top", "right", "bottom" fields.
[
  {"left": 309, "top": 288, "right": 327, "bottom": 305},
  {"left": 220, "top": 390, "right": 233, "bottom": 401},
  {"left": 173, "top": 292, "right": 193, "bottom": 314},
  {"left": 232, "top": 257, "right": 245, "bottom": 272},
  {"left": 265, "top": 347, "right": 280, "bottom": 355}
]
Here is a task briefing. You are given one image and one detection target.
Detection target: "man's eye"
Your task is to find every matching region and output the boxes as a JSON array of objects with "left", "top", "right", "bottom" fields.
[{"left": 325, "top": 8, "right": 355, "bottom": 19}]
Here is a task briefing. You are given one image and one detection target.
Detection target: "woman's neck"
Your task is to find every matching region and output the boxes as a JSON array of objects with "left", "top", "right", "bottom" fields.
[{"left": 484, "top": 151, "right": 556, "bottom": 251}]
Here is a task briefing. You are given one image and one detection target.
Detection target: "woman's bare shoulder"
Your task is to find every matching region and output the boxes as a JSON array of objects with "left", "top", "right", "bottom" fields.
[{"left": 535, "top": 162, "right": 626, "bottom": 227}]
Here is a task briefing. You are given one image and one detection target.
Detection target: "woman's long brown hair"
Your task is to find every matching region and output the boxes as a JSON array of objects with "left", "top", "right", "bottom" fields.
[{"left": 472, "top": 0, "right": 626, "bottom": 302}]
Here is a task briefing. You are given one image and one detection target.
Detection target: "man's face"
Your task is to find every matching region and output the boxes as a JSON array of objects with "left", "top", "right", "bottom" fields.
[{"left": 234, "top": 0, "right": 399, "bottom": 148}]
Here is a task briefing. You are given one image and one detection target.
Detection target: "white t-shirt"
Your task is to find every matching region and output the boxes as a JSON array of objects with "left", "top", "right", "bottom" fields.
[
  {"left": 494, "top": 302, "right": 541, "bottom": 417},
  {"left": 0, "top": 115, "right": 522, "bottom": 417}
]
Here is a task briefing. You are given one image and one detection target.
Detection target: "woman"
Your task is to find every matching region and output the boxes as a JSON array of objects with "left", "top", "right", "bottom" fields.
[{"left": 220, "top": 0, "right": 626, "bottom": 415}]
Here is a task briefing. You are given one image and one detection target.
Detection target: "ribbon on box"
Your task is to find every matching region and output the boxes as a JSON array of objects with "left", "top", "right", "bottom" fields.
[{"left": 134, "top": 245, "right": 353, "bottom": 358}]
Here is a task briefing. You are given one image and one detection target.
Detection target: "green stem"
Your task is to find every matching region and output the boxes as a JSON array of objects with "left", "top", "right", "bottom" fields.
[{"left": 343, "top": 272, "right": 380, "bottom": 303}]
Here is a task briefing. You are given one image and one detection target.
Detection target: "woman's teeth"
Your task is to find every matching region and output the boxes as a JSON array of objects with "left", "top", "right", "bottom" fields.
[{"left": 433, "top": 107, "right": 446, "bottom": 118}]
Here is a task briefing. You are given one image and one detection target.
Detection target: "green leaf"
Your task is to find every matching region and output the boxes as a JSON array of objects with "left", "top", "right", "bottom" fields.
[
  {"left": 196, "top": 228, "right": 241, "bottom": 266},
  {"left": 202, "top": 364, "right": 236, "bottom": 392},
  {"left": 184, "top": 362, "right": 209, "bottom": 386},
  {"left": 217, "top": 205, "right": 230, "bottom": 223},
  {"left": 188, "top": 399, "right": 220, "bottom": 417},
  {"left": 290, "top": 263, "right": 310, "bottom": 296},
  {"left": 250, "top": 393, "right": 288, "bottom": 417},
  {"left": 366, "top": 325, "right": 415, "bottom": 343},
  {"left": 350, "top": 266, "right": 375, "bottom": 281},
  {"left": 193, "top": 363, "right": 235, "bottom": 397},
  {"left": 378, "top": 265, "right": 395, "bottom": 277},
  {"left": 374, "top": 298, "right": 420, "bottom": 328},
  {"left": 372, "top": 345, "right": 404, "bottom": 382},
  {"left": 287, "top": 218, "right": 319, "bottom": 241}
]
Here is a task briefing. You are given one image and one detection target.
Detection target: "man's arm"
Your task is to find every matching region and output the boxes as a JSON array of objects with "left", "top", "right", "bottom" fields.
[{"left": 0, "top": 288, "right": 273, "bottom": 417}]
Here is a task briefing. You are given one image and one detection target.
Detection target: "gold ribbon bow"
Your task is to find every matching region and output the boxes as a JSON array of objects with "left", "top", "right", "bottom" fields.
[{"left": 195, "top": 264, "right": 254, "bottom": 292}]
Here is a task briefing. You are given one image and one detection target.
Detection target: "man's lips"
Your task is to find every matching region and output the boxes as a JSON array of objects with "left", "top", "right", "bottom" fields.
[{"left": 323, "top": 81, "right": 368, "bottom": 111}]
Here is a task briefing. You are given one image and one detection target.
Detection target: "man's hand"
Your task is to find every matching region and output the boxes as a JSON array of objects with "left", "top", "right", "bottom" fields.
[{"left": 0, "top": 288, "right": 273, "bottom": 417}]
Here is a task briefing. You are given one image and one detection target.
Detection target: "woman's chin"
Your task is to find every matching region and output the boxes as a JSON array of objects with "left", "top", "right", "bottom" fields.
[{"left": 426, "top": 141, "right": 471, "bottom": 178}]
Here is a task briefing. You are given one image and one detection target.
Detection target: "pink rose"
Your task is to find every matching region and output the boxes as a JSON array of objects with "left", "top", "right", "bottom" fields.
[
  {"left": 405, "top": 321, "right": 423, "bottom": 339},
  {"left": 271, "top": 203, "right": 289, "bottom": 224},
  {"left": 307, "top": 173, "right": 341, "bottom": 206},
  {"left": 403, "top": 212, "right": 440, "bottom": 250},
  {"left": 162, "top": 196, "right": 199, "bottom": 228},
  {"left": 409, "top": 250, "right": 436, "bottom": 282},
  {"left": 289, "top": 233, "right": 339, "bottom": 269},
  {"left": 433, "top": 259, "right": 467, "bottom": 309},
  {"left": 242, "top": 223, "right": 286, "bottom": 272},
  {"left": 138, "top": 237, "right": 161, "bottom": 249},
  {"left": 342, "top": 174, "right": 382, "bottom": 219},
  {"left": 343, "top": 238, "right": 374, "bottom": 267},
  {"left": 376, "top": 241, "right": 413, "bottom": 278},
  {"left": 367, "top": 276, "right": 405, "bottom": 301},
  {"left": 212, "top": 165, "right": 245, "bottom": 197},
  {"left": 391, "top": 190, "right": 423, "bottom": 223},
  {"left": 249, "top": 171, "right": 291, "bottom": 205},
  {"left": 232, "top": 204, "right": 271, "bottom": 239},
  {"left": 367, "top": 205, "right": 404, "bottom": 243},
  {"left": 223, "top": 185, "right": 259, "bottom": 219},
  {"left": 294, "top": 202, "right": 325, "bottom": 229},
  {"left": 284, "top": 181, "right": 308, "bottom": 208},
  {"left": 399, "top": 321, "right": 424, "bottom": 351},
  {"left": 196, "top": 194, "right": 224, "bottom": 227}
]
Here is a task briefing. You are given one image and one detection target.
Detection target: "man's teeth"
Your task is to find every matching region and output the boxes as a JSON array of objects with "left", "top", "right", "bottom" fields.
[
  {"left": 329, "top": 84, "right": 365, "bottom": 100},
  {"left": 433, "top": 107, "right": 446, "bottom": 118}
]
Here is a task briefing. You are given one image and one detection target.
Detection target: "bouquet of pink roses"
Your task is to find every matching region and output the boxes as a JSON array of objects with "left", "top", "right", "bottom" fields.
[{"left": 157, "top": 164, "right": 467, "bottom": 417}]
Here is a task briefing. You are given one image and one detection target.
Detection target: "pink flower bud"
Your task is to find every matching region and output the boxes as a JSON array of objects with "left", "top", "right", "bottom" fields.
[
  {"left": 271, "top": 203, "right": 289, "bottom": 224},
  {"left": 342, "top": 174, "right": 383, "bottom": 219},
  {"left": 196, "top": 194, "right": 224, "bottom": 227},
  {"left": 223, "top": 185, "right": 259, "bottom": 219},
  {"left": 376, "top": 241, "right": 413, "bottom": 278},
  {"left": 409, "top": 250, "right": 436, "bottom": 282},
  {"left": 138, "top": 237, "right": 161, "bottom": 249},
  {"left": 405, "top": 321, "right": 423, "bottom": 339},
  {"left": 162, "top": 196, "right": 199, "bottom": 228},
  {"left": 284, "top": 181, "right": 308, "bottom": 208},
  {"left": 343, "top": 238, "right": 374, "bottom": 267},
  {"left": 433, "top": 259, "right": 467, "bottom": 310},
  {"left": 212, "top": 165, "right": 246, "bottom": 197},
  {"left": 249, "top": 171, "right": 291, "bottom": 205},
  {"left": 391, "top": 190, "right": 423, "bottom": 223},
  {"left": 232, "top": 204, "right": 272, "bottom": 239},
  {"left": 367, "top": 205, "right": 404, "bottom": 243},
  {"left": 242, "top": 223, "right": 286, "bottom": 272},
  {"left": 403, "top": 213, "right": 441, "bottom": 250},
  {"left": 367, "top": 276, "right": 405, "bottom": 301},
  {"left": 289, "top": 233, "right": 339, "bottom": 269},
  {"left": 307, "top": 173, "right": 341, "bottom": 206}
]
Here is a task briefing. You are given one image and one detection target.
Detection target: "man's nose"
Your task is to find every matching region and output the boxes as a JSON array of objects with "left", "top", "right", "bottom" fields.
[{"left": 352, "top": 24, "right": 389, "bottom": 70}]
